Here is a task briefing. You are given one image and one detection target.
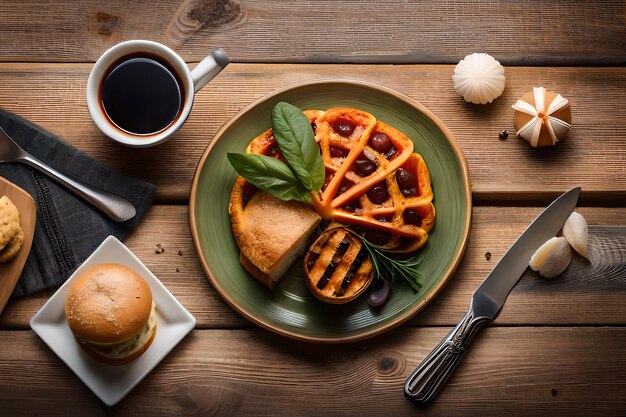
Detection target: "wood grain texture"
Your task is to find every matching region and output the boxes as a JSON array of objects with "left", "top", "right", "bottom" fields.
[
  {"left": 1, "top": 327, "right": 626, "bottom": 416},
  {"left": 0, "top": 177, "right": 36, "bottom": 314},
  {"left": 1, "top": 206, "right": 624, "bottom": 330},
  {"left": 0, "top": 63, "right": 624, "bottom": 204},
  {"left": 0, "top": 1, "right": 624, "bottom": 65},
  {"left": 418, "top": 207, "right": 626, "bottom": 327},
  {"left": 0, "top": 2, "right": 623, "bottom": 414}
]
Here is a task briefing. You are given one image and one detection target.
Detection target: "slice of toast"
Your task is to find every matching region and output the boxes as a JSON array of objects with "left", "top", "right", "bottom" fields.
[{"left": 229, "top": 177, "right": 321, "bottom": 288}]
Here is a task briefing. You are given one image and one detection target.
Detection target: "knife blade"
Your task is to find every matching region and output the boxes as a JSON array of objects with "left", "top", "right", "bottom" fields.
[{"left": 404, "top": 187, "right": 581, "bottom": 405}]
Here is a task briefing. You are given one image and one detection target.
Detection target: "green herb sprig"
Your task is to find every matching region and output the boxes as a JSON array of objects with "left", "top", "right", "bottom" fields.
[
  {"left": 227, "top": 102, "right": 324, "bottom": 204},
  {"left": 349, "top": 229, "right": 423, "bottom": 292}
]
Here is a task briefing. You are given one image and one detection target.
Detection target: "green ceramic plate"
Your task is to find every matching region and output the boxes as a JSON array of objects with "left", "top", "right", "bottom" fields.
[{"left": 190, "top": 79, "right": 471, "bottom": 343}]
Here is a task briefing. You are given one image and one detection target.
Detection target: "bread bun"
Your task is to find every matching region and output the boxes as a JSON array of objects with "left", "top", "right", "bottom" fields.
[
  {"left": 229, "top": 177, "right": 321, "bottom": 288},
  {"left": 65, "top": 263, "right": 156, "bottom": 364}
]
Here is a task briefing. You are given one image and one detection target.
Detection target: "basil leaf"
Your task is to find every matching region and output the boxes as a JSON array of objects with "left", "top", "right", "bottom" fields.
[
  {"left": 271, "top": 102, "right": 325, "bottom": 192},
  {"left": 227, "top": 153, "right": 312, "bottom": 204}
]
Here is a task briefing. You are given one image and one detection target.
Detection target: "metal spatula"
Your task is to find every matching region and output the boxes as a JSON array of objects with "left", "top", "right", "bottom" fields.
[{"left": 0, "top": 126, "right": 136, "bottom": 222}]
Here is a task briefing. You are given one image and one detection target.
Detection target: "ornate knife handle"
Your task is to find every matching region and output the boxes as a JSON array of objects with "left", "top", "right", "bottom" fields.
[{"left": 404, "top": 307, "right": 491, "bottom": 406}]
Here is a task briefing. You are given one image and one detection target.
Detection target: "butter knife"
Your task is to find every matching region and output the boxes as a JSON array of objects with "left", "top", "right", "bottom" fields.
[{"left": 404, "top": 187, "right": 581, "bottom": 405}]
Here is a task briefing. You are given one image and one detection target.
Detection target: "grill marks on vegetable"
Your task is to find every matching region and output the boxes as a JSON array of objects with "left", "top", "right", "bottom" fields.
[
  {"left": 306, "top": 229, "right": 370, "bottom": 297},
  {"left": 342, "top": 245, "right": 369, "bottom": 289},
  {"left": 316, "top": 237, "right": 351, "bottom": 289}
]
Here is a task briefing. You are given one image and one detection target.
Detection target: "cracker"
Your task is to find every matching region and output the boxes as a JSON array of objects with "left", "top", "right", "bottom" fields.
[
  {"left": 0, "top": 195, "right": 20, "bottom": 251},
  {"left": 0, "top": 225, "right": 23, "bottom": 262}
]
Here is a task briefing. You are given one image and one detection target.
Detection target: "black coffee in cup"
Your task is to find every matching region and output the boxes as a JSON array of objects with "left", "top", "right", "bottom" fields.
[{"left": 100, "top": 55, "right": 183, "bottom": 135}]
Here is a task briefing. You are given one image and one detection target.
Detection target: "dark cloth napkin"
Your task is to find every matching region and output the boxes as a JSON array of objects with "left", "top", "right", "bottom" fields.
[{"left": 0, "top": 109, "right": 155, "bottom": 297}]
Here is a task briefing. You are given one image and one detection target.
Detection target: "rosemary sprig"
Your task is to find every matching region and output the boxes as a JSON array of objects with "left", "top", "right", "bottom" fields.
[{"left": 340, "top": 227, "right": 423, "bottom": 292}]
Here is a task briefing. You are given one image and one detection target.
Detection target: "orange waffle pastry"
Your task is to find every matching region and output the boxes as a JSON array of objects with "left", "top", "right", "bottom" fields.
[{"left": 243, "top": 107, "right": 435, "bottom": 252}]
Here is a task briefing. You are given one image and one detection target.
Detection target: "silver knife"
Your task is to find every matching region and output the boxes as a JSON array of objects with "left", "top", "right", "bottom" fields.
[{"left": 404, "top": 187, "right": 581, "bottom": 405}]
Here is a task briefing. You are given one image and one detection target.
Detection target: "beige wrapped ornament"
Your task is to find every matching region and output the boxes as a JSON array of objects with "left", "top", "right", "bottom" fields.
[{"left": 512, "top": 87, "right": 572, "bottom": 147}]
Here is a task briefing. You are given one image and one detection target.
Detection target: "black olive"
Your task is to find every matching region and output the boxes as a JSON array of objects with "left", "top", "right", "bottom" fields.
[
  {"left": 403, "top": 209, "right": 422, "bottom": 225},
  {"left": 333, "top": 118, "right": 355, "bottom": 137},
  {"left": 354, "top": 154, "right": 377, "bottom": 176},
  {"left": 330, "top": 146, "right": 349, "bottom": 158},
  {"left": 369, "top": 132, "right": 392, "bottom": 153},
  {"left": 368, "top": 278, "right": 391, "bottom": 307},
  {"left": 396, "top": 168, "right": 417, "bottom": 196},
  {"left": 367, "top": 182, "right": 389, "bottom": 204},
  {"left": 342, "top": 199, "right": 361, "bottom": 212}
]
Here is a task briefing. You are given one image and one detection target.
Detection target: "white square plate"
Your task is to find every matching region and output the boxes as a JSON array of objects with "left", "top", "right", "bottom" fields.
[{"left": 30, "top": 235, "right": 196, "bottom": 406}]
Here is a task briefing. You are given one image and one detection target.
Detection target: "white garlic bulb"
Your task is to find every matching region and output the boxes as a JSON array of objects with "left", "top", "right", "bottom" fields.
[
  {"left": 562, "top": 211, "right": 589, "bottom": 258},
  {"left": 529, "top": 236, "right": 572, "bottom": 279},
  {"left": 452, "top": 53, "right": 506, "bottom": 104}
]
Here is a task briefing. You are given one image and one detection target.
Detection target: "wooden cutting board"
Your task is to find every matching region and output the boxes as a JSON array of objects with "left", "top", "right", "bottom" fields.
[{"left": 0, "top": 176, "right": 36, "bottom": 315}]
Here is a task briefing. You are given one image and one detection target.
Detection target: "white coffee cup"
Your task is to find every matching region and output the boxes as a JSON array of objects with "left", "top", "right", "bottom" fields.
[{"left": 86, "top": 40, "right": 229, "bottom": 147}]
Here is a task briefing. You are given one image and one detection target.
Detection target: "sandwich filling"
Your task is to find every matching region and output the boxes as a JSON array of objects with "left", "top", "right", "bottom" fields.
[{"left": 83, "top": 302, "right": 157, "bottom": 359}]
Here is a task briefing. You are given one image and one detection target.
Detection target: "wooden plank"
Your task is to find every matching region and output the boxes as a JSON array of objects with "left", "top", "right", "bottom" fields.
[
  {"left": 416, "top": 207, "right": 626, "bottom": 327},
  {"left": 0, "top": 327, "right": 625, "bottom": 416},
  {"left": 0, "top": 63, "right": 624, "bottom": 204},
  {"left": 0, "top": 1, "right": 624, "bottom": 65},
  {"left": 1, "top": 206, "right": 624, "bottom": 330}
]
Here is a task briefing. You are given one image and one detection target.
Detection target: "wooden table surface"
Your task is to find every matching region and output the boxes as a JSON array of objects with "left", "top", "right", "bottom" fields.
[{"left": 1, "top": 2, "right": 625, "bottom": 416}]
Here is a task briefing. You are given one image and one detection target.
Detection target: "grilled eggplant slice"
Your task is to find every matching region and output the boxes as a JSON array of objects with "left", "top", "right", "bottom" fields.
[{"left": 304, "top": 227, "right": 374, "bottom": 304}]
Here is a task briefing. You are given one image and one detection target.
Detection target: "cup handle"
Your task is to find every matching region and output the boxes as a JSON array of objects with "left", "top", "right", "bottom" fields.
[{"left": 190, "top": 49, "right": 230, "bottom": 93}]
